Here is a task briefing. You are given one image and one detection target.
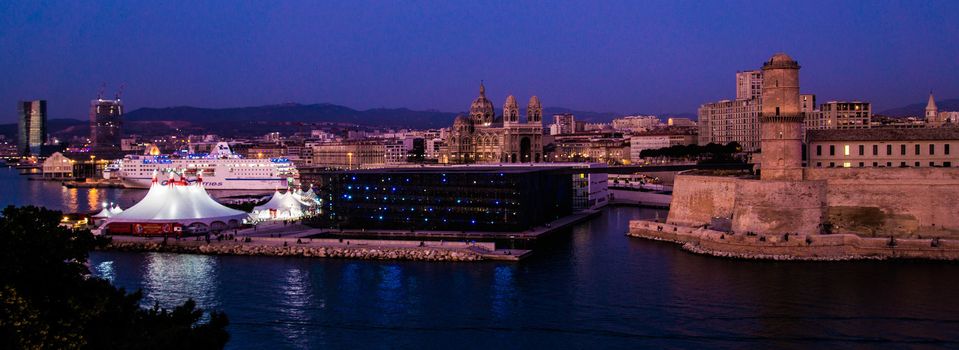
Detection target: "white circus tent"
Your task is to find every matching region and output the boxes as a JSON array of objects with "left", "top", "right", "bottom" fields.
[
  {"left": 253, "top": 190, "right": 305, "bottom": 220},
  {"left": 92, "top": 207, "right": 114, "bottom": 219},
  {"left": 105, "top": 173, "right": 247, "bottom": 231}
]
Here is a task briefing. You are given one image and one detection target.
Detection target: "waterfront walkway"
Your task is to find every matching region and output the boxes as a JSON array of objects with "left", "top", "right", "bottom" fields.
[
  {"left": 246, "top": 210, "right": 602, "bottom": 241},
  {"left": 108, "top": 234, "right": 531, "bottom": 261},
  {"left": 111, "top": 210, "right": 604, "bottom": 262}
]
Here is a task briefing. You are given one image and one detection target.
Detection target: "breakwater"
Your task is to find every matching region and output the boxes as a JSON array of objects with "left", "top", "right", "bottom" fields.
[
  {"left": 104, "top": 238, "right": 485, "bottom": 262},
  {"left": 628, "top": 220, "right": 959, "bottom": 261}
]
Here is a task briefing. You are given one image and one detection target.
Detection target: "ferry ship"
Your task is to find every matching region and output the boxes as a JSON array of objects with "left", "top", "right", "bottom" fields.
[{"left": 116, "top": 142, "right": 296, "bottom": 190}]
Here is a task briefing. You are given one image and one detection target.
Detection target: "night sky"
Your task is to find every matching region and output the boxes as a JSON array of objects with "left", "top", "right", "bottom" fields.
[{"left": 1, "top": 0, "right": 957, "bottom": 122}]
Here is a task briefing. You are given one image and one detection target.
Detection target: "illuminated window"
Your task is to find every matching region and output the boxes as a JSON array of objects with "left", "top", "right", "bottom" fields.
[
  {"left": 844, "top": 145, "right": 850, "bottom": 156},
  {"left": 843, "top": 162, "right": 851, "bottom": 168}
]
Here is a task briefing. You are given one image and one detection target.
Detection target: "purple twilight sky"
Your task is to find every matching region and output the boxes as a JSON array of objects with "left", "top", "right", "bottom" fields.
[{"left": 1, "top": 0, "right": 958, "bottom": 122}]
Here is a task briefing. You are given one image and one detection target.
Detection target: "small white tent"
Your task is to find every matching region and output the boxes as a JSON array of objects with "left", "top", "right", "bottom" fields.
[{"left": 253, "top": 191, "right": 304, "bottom": 220}]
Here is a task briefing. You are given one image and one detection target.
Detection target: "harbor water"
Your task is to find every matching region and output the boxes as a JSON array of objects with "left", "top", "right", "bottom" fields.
[{"left": 4, "top": 166, "right": 959, "bottom": 348}]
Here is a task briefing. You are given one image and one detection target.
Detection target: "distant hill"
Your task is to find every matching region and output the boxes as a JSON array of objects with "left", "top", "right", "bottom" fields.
[
  {"left": 878, "top": 98, "right": 959, "bottom": 117},
  {"left": 0, "top": 118, "right": 86, "bottom": 141},
  {"left": 125, "top": 103, "right": 634, "bottom": 127},
  {"left": 1, "top": 103, "right": 645, "bottom": 140},
  {"left": 126, "top": 103, "right": 459, "bottom": 129}
]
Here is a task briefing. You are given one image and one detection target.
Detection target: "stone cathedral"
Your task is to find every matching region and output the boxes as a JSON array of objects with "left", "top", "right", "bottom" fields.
[{"left": 447, "top": 83, "right": 544, "bottom": 163}]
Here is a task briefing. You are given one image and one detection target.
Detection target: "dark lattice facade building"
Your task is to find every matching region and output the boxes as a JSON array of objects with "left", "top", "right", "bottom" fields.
[{"left": 304, "top": 167, "right": 572, "bottom": 231}]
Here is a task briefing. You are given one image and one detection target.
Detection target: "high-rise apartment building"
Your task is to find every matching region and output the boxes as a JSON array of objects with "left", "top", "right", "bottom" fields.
[
  {"left": 805, "top": 101, "right": 871, "bottom": 130},
  {"left": 736, "top": 70, "right": 763, "bottom": 100},
  {"left": 551, "top": 113, "right": 576, "bottom": 135},
  {"left": 698, "top": 98, "right": 762, "bottom": 151},
  {"left": 800, "top": 94, "right": 816, "bottom": 114},
  {"left": 90, "top": 98, "right": 123, "bottom": 152},
  {"left": 17, "top": 100, "right": 47, "bottom": 156}
]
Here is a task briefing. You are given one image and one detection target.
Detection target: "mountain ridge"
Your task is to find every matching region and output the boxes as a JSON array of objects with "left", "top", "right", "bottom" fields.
[{"left": 878, "top": 98, "right": 959, "bottom": 117}]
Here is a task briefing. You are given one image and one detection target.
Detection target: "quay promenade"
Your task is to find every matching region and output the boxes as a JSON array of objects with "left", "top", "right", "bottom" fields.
[
  {"left": 106, "top": 234, "right": 530, "bottom": 261},
  {"left": 628, "top": 220, "right": 959, "bottom": 261},
  {"left": 281, "top": 210, "right": 601, "bottom": 242},
  {"left": 233, "top": 210, "right": 600, "bottom": 243},
  {"left": 97, "top": 210, "right": 605, "bottom": 262}
]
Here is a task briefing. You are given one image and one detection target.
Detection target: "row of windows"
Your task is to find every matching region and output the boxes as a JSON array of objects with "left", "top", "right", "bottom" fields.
[
  {"left": 815, "top": 161, "right": 952, "bottom": 168},
  {"left": 816, "top": 143, "right": 952, "bottom": 157}
]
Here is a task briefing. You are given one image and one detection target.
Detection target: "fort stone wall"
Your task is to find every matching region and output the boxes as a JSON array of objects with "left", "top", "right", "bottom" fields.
[
  {"left": 805, "top": 167, "right": 959, "bottom": 237},
  {"left": 665, "top": 175, "right": 738, "bottom": 227},
  {"left": 731, "top": 179, "right": 825, "bottom": 235}
]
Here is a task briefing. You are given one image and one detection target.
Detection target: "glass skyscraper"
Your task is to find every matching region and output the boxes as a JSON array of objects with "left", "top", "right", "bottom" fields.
[{"left": 17, "top": 100, "right": 46, "bottom": 156}]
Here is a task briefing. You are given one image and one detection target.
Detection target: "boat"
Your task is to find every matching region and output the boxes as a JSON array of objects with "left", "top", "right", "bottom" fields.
[{"left": 116, "top": 142, "right": 296, "bottom": 190}]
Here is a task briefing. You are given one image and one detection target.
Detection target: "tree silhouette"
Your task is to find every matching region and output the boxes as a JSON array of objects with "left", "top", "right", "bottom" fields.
[{"left": 0, "top": 206, "right": 229, "bottom": 349}]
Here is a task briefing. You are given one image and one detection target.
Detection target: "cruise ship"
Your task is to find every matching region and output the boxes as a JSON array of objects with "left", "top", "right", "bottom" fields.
[{"left": 116, "top": 142, "right": 296, "bottom": 190}]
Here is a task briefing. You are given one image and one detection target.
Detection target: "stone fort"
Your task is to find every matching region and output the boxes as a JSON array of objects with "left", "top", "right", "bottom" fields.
[{"left": 667, "top": 53, "right": 959, "bottom": 238}]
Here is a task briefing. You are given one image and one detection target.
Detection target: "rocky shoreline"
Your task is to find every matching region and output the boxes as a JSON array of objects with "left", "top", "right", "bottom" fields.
[
  {"left": 103, "top": 240, "right": 484, "bottom": 262},
  {"left": 628, "top": 230, "right": 885, "bottom": 261},
  {"left": 628, "top": 220, "right": 959, "bottom": 261}
]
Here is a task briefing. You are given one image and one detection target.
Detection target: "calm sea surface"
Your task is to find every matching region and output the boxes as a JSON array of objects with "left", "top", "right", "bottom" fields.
[{"left": 4, "top": 166, "right": 959, "bottom": 348}]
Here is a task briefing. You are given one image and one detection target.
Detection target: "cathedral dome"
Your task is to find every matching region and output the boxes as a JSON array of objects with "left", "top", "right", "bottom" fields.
[{"left": 469, "top": 83, "right": 495, "bottom": 125}]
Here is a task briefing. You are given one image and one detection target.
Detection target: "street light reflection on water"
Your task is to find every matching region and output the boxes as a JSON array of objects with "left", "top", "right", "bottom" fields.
[
  {"left": 491, "top": 265, "right": 517, "bottom": 320},
  {"left": 142, "top": 253, "right": 220, "bottom": 311},
  {"left": 276, "top": 267, "right": 313, "bottom": 348}
]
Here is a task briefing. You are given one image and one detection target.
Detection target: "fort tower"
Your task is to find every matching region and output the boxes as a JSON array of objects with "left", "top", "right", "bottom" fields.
[{"left": 759, "top": 53, "right": 804, "bottom": 181}]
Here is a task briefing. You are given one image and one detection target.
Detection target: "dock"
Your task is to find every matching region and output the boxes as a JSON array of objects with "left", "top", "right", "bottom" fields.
[{"left": 291, "top": 210, "right": 602, "bottom": 242}]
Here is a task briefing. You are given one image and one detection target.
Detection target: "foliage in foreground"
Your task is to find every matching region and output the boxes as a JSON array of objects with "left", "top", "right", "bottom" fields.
[{"left": 0, "top": 206, "right": 229, "bottom": 349}]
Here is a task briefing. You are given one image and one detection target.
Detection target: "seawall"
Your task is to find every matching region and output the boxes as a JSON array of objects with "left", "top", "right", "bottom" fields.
[
  {"left": 628, "top": 220, "right": 959, "bottom": 261},
  {"left": 103, "top": 237, "right": 489, "bottom": 262}
]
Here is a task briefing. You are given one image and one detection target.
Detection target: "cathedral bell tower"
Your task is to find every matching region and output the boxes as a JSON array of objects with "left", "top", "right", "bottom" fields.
[
  {"left": 503, "top": 95, "right": 519, "bottom": 124},
  {"left": 759, "top": 53, "right": 804, "bottom": 181},
  {"left": 527, "top": 96, "right": 542, "bottom": 124}
]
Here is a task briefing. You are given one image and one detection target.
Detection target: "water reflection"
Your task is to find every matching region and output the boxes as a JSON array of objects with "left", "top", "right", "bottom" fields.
[
  {"left": 276, "top": 267, "right": 313, "bottom": 348},
  {"left": 86, "top": 188, "right": 99, "bottom": 212},
  {"left": 142, "top": 253, "right": 219, "bottom": 310},
  {"left": 63, "top": 187, "right": 78, "bottom": 213},
  {"left": 491, "top": 265, "right": 516, "bottom": 319},
  {"left": 93, "top": 260, "right": 115, "bottom": 283},
  {"left": 376, "top": 264, "right": 404, "bottom": 324},
  {"left": 81, "top": 206, "right": 959, "bottom": 348}
]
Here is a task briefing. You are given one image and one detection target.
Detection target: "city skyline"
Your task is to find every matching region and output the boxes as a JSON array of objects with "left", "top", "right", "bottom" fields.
[{"left": 1, "top": 1, "right": 958, "bottom": 123}]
